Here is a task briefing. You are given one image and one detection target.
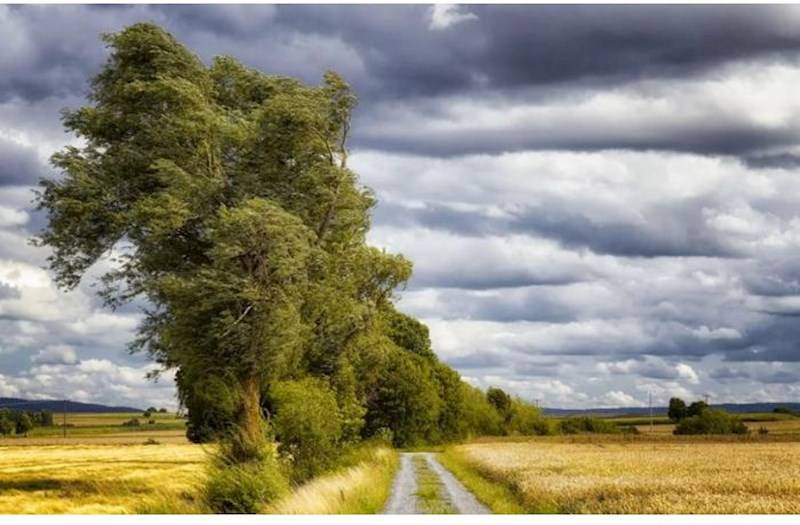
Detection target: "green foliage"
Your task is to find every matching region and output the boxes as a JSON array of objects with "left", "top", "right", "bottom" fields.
[
  {"left": 486, "top": 387, "right": 512, "bottom": 418},
  {"left": 460, "top": 384, "right": 503, "bottom": 436},
  {"left": 559, "top": 417, "right": 620, "bottom": 435},
  {"left": 507, "top": 400, "right": 550, "bottom": 435},
  {"left": 362, "top": 345, "right": 441, "bottom": 447},
  {"left": 668, "top": 397, "right": 688, "bottom": 421},
  {"left": 122, "top": 418, "right": 141, "bottom": 427},
  {"left": 773, "top": 406, "right": 798, "bottom": 417},
  {"left": 203, "top": 455, "right": 289, "bottom": 514},
  {"left": 383, "top": 307, "right": 436, "bottom": 360},
  {"left": 15, "top": 413, "right": 34, "bottom": 435},
  {"left": 0, "top": 413, "right": 14, "bottom": 436},
  {"left": 271, "top": 378, "right": 343, "bottom": 482},
  {"left": 673, "top": 409, "right": 749, "bottom": 435},
  {"left": 687, "top": 400, "right": 709, "bottom": 418}
]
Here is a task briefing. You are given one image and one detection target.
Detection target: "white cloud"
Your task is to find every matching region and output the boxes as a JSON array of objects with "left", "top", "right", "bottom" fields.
[
  {"left": 31, "top": 344, "right": 78, "bottom": 365},
  {"left": 428, "top": 4, "right": 478, "bottom": 31}
]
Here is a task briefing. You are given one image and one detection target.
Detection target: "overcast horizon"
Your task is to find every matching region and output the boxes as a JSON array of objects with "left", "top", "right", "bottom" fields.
[{"left": 2, "top": 4, "right": 800, "bottom": 409}]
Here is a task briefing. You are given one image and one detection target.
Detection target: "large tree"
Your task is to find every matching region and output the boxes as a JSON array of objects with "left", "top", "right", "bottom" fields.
[{"left": 37, "top": 23, "right": 410, "bottom": 462}]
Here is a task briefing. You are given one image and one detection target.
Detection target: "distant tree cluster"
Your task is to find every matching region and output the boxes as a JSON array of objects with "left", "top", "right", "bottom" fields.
[
  {"left": 668, "top": 397, "right": 748, "bottom": 435},
  {"left": 0, "top": 409, "right": 54, "bottom": 436}
]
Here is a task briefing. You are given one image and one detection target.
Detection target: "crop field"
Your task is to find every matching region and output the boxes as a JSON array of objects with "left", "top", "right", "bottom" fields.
[
  {"left": 0, "top": 412, "right": 397, "bottom": 514},
  {"left": 0, "top": 412, "right": 188, "bottom": 446},
  {"left": 445, "top": 437, "right": 800, "bottom": 513},
  {"left": 0, "top": 443, "right": 207, "bottom": 513}
]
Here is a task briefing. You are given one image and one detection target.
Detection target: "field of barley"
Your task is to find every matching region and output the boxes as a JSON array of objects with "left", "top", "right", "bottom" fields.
[
  {"left": 0, "top": 444, "right": 207, "bottom": 513},
  {"left": 446, "top": 437, "right": 800, "bottom": 513}
]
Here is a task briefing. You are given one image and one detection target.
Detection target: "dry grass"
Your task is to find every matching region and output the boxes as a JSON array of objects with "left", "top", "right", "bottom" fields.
[
  {"left": 448, "top": 437, "right": 800, "bottom": 513},
  {"left": 265, "top": 446, "right": 398, "bottom": 514},
  {"left": 0, "top": 444, "right": 208, "bottom": 513}
]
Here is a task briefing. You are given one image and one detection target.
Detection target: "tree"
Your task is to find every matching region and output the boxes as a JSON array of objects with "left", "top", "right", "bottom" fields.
[
  {"left": 0, "top": 414, "right": 13, "bottom": 436},
  {"left": 668, "top": 397, "right": 688, "bottom": 422},
  {"left": 486, "top": 387, "right": 512, "bottom": 421},
  {"left": 687, "top": 400, "right": 709, "bottom": 418},
  {"left": 36, "top": 23, "right": 411, "bottom": 465},
  {"left": 16, "top": 413, "right": 34, "bottom": 436}
]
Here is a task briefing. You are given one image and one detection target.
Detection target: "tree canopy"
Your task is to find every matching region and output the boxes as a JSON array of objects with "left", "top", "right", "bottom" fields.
[{"left": 37, "top": 24, "right": 545, "bottom": 488}]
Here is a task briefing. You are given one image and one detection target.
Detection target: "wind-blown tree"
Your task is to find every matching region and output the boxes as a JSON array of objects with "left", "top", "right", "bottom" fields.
[{"left": 37, "top": 23, "right": 410, "bottom": 463}]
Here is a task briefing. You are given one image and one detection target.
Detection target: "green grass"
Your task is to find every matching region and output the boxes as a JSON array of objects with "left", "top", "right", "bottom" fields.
[
  {"left": 438, "top": 448, "right": 526, "bottom": 514},
  {"left": 412, "top": 455, "right": 455, "bottom": 514}
]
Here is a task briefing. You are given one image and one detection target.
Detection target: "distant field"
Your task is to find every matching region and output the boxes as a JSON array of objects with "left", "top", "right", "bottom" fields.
[
  {"left": 598, "top": 412, "right": 800, "bottom": 435},
  {"left": 446, "top": 437, "right": 800, "bottom": 513},
  {"left": 0, "top": 412, "right": 188, "bottom": 446}
]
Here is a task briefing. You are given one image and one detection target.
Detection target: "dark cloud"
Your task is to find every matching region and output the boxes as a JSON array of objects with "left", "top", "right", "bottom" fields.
[
  {"left": 375, "top": 200, "right": 740, "bottom": 258},
  {"left": 0, "top": 139, "right": 48, "bottom": 186},
  {"left": 743, "top": 153, "right": 800, "bottom": 170}
]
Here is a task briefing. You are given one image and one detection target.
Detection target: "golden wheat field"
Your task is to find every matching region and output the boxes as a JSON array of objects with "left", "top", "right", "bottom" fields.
[
  {"left": 448, "top": 438, "right": 800, "bottom": 513},
  {"left": 0, "top": 444, "right": 208, "bottom": 513}
]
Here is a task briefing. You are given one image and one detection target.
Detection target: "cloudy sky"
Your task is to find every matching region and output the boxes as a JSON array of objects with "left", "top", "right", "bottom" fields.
[{"left": 3, "top": 4, "right": 800, "bottom": 409}]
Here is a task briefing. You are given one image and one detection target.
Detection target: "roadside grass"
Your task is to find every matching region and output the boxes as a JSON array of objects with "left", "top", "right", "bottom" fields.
[
  {"left": 438, "top": 448, "right": 526, "bottom": 514},
  {"left": 412, "top": 455, "right": 455, "bottom": 514},
  {"left": 265, "top": 445, "right": 398, "bottom": 514}
]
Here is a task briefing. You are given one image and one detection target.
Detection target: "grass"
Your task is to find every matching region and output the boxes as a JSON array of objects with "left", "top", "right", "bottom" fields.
[
  {"left": 264, "top": 445, "right": 398, "bottom": 514},
  {"left": 438, "top": 448, "right": 525, "bottom": 514},
  {"left": 411, "top": 455, "right": 454, "bottom": 514},
  {"left": 445, "top": 436, "right": 800, "bottom": 513}
]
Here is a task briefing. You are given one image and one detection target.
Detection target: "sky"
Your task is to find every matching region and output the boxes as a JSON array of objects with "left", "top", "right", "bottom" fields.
[{"left": 2, "top": 4, "right": 800, "bottom": 409}]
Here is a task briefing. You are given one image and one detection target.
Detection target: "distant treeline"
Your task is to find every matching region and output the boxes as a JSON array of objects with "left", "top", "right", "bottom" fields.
[{"left": 0, "top": 408, "right": 55, "bottom": 436}]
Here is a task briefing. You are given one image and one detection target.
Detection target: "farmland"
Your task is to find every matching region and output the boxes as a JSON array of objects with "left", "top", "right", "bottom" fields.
[
  {"left": 0, "top": 412, "right": 398, "bottom": 514},
  {"left": 444, "top": 436, "right": 800, "bottom": 513}
]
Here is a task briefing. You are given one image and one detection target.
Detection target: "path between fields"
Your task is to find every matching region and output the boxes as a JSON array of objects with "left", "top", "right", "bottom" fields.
[{"left": 383, "top": 452, "right": 490, "bottom": 514}]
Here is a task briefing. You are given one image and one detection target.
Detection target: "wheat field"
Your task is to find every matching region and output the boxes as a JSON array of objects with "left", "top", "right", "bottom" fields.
[
  {"left": 0, "top": 444, "right": 207, "bottom": 513},
  {"left": 447, "top": 438, "right": 800, "bottom": 513}
]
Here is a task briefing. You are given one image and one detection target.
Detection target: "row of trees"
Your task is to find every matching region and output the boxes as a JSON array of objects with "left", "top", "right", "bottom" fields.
[
  {"left": 36, "top": 23, "right": 548, "bottom": 511},
  {"left": 0, "top": 409, "right": 54, "bottom": 436}
]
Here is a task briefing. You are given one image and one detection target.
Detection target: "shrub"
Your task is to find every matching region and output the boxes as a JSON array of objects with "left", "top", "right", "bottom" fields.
[
  {"left": 203, "top": 457, "right": 289, "bottom": 514},
  {"left": 559, "top": 417, "right": 620, "bottom": 434},
  {"left": 271, "top": 378, "right": 343, "bottom": 483},
  {"left": 674, "top": 409, "right": 749, "bottom": 435},
  {"left": 122, "top": 418, "right": 141, "bottom": 427}
]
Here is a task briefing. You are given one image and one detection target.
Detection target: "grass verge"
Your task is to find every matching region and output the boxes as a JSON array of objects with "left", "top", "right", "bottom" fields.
[
  {"left": 265, "top": 445, "right": 398, "bottom": 514},
  {"left": 438, "top": 447, "right": 527, "bottom": 514},
  {"left": 412, "top": 455, "right": 454, "bottom": 514}
]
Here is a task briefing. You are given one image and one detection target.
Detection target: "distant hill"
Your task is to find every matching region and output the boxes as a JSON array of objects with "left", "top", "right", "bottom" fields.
[
  {"left": 0, "top": 397, "right": 142, "bottom": 413},
  {"left": 543, "top": 402, "right": 800, "bottom": 417}
]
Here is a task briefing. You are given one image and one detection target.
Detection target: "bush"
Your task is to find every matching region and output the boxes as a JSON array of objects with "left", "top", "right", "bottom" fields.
[
  {"left": 559, "top": 417, "right": 620, "bottom": 434},
  {"left": 122, "top": 418, "right": 141, "bottom": 427},
  {"left": 203, "top": 457, "right": 289, "bottom": 514},
  {"left": 673, "top": 409, "right": 749, "bottom": 435},
  {"left": 271, "top": 378, "right": 343, "bottom": 483}
]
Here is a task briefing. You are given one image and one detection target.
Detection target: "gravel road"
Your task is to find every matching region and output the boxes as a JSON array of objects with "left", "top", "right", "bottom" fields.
[{"left": 383, "top": 452, "right": 491, "bottom": 514}]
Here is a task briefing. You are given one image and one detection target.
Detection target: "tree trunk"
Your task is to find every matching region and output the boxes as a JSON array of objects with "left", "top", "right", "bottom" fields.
[{"left": 232, "top": 373, "right": 267, "bottom": 462}]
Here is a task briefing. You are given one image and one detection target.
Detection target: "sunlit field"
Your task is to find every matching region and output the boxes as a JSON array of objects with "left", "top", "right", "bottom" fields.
[
  {"left": 0, "top": 444, "right": 207, "bottom": 513},
  {"left": 446, "top": 437, "right": 800, "bottom": 513}
]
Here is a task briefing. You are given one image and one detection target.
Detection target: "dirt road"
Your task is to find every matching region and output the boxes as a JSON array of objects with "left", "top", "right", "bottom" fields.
[{"left": 383, "top": 452, "right": 490, "bottom": 514}]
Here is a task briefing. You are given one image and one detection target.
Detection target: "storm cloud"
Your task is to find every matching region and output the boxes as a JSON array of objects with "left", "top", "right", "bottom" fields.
[{"left": 2, "top": 5, "right": 800, "bottom": 408}]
